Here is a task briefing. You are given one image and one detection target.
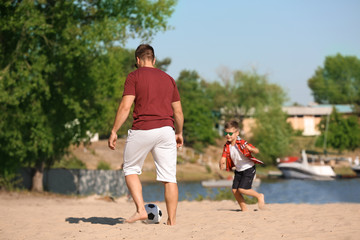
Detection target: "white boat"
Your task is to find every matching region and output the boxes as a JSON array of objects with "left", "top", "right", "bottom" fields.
[
  {"left": 351, "top": 165, "right": 360, "bottom": 177},
  {"left": 201, "top": 177, "right": 261, "bottom": 188},
  {"left": 351, "top": 157, "right": 360, "bottom": 177},
  {"left": 277, "top": 150, "right": 336, "bottom": 180}
]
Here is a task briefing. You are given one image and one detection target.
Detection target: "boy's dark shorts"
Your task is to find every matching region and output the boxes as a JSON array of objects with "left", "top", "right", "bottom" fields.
[{"left": 232, "top": 166, "right": 256, "bottom": 190}]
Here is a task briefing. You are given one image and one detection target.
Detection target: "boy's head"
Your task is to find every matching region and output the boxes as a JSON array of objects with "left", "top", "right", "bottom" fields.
[
  {"left": 135, "top": 44, "right": 155, "bottom": 68},
  {"left": 224, "top": 120, "right": 240, "bottom": 142}
]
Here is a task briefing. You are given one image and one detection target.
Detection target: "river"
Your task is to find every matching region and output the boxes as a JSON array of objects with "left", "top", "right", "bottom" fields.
[{"left": 142, "top": 178, "right": 360, "bottom": 204}]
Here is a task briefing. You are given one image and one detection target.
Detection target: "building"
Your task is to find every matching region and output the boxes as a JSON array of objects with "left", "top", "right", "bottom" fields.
[
  {"left": 283, "top": 104, "right": 354, "bottom": 136},
  {"left": 219, "top": 104, "right": 355, "bottom": 137}
]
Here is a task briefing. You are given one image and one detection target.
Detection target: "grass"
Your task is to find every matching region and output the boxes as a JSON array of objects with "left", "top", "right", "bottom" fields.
[
  {"left": 97, "top": 161, "right": 111, "bottom": 170},
  {"left": 333, "top": 166, "right": 356, "bottom": 176},
  {"left": 52, "top": 156, "right": 87, "bottom": 169},
  {"left": 192, "top": 188, "right": 258, "bottom": 204}
]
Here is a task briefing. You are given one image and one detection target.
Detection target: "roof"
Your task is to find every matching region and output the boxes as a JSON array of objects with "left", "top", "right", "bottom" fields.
[
  {"left": 283, "top": 104, "right": 354, "bottom": 116},
  {"left": 282, "top": 106, "right": 332, "bottom": 116},
  {"left": 221, "top": 104, "right": 355, "bottom": 117}
]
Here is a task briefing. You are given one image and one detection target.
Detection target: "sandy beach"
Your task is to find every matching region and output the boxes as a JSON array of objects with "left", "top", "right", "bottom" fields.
[{"left": 1, "top": 192, "right": 359, "bottom": 240}]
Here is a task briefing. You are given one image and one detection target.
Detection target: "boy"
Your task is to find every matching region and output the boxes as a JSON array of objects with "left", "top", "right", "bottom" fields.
[{"left": 219, "top": 120, "right": 265, "bottom": 211}]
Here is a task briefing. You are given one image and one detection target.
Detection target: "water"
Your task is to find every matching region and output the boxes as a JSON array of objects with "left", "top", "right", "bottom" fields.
[{"left": 142, "top": 178, "right": 360, "bottom": 204}]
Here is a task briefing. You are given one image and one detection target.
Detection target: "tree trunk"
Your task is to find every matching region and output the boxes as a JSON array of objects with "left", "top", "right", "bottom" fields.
[{"left": 31, "top": 161, "right": 44, "bottom": 192}]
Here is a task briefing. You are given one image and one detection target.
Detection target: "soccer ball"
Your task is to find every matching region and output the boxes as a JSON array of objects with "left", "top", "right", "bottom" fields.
[{"left": 144, "top": 203, "right": 162, "bottom": 224}]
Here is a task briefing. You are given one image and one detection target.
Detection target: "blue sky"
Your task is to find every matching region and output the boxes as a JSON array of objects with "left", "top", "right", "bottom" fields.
[{"left": 125, "top": 0, "right": 360, "bottom": 106}]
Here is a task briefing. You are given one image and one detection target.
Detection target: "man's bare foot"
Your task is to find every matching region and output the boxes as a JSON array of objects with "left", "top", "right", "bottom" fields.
[
  {"left": 126, "top": 210, "right": 148, "bottom": 223},
  {"left": 258, "top": 193, "right": 266, "bottom": 210},
  {"left": 167, "top": 218, "right": 176, "bottom": 226}
]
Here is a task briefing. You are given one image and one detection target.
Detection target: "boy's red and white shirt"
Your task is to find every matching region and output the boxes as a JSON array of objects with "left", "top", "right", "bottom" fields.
[{"left": 222, "top": 137, "right": 263, "bottom": 171}]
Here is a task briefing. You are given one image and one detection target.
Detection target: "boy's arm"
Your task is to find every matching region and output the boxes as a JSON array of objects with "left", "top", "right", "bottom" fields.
[
  {"left": 219, "top": 156, "right": 226, "bottom": 170},
  {"left": 246, "top": 144, "right": 259, "bottom": 154}
]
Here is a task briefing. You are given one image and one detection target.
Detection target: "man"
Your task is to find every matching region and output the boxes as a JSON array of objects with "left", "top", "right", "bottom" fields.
[{"left": 108, "top": 44, "right": 184, "bottom": 226}]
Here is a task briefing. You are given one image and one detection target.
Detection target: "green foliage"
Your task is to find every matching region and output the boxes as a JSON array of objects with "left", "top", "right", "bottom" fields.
[
  {"left": 201, "top": 80, "right": 227, "bottom": 114},
  {"left": 205, "top": 164, "right": 212, "bottom": 173},
  {"left": 212, "top": 70, "right": 292, "bottom": 165},
  {"left": 97, "top": 161, "right": 111, "bottom": 170},
  {"left": 232, "top": 70, "right": 287, "bottom": 116},
  {"left": 308, "top": 54, "right": 360, "bottom": 105},
  {"left": 213, "top": 188, "right": 257, "bottom": 204},
  {"left": 254, "top": 112, "right": 293, "bottom": 164},
  {"left": 0, "top": 0, "right": 177, "bottom": 178},
  {"left": 176, "top": 155, "right": 185, "bottom": 164},
  {"left": 316, "top": 107, "right": 360, "bottom": 152},
  {"left": 176, "top": 70, "right": 218, "bottom": 148},
  {"left": 213, "top": 188, "right": 234, "bottom": 200},
  {"left": 252, "top": 106, "right": 294, "bottom": 165},
  {"left": 219, "top": 70, "right": 287, "bottom": 121},
  {"left": 0, "top": 171, "right": 23, "bottom": 191},
  {"left": 52, "top": 157, "right": 87, "bottom": 169}
]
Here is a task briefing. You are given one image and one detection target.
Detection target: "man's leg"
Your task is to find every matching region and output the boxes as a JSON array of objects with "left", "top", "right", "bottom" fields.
[
  {"left": 164, "top": 182, "right": 178, "bottom": 225},
  {"left": 232, "top": 189, "right": 248, "bottom": 211},
  {"left": 125, "top": 174, "right": 148, "bottom": 223}
]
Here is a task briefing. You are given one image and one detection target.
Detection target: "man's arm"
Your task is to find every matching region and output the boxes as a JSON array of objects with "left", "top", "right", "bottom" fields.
[
  {"left": 171, "top": 101, "right": 184, "bottom": 147},
  {"left": 108, "top": 95, "right": 135, "bottom": 150}
]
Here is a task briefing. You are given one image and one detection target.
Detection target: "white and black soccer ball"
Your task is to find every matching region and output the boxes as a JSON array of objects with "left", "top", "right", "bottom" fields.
[{"left": 144, "top": 203, "right": 162, "bottom": 224}]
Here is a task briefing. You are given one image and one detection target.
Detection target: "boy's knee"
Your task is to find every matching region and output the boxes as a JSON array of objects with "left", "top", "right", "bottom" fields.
[
  {"left": 232, "top": 189, "right": 238, "bottom": 194},
  {"left": 238, "top": 188, "right": 247, "bottom": 193}
]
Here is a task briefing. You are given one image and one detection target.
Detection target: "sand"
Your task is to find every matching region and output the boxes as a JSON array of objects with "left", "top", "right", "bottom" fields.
[{"left": 1, "top": 192, "right": 359, "bottom": 240}]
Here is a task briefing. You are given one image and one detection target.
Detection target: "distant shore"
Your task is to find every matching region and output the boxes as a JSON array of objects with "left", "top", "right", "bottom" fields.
[{"left": 1, "top": 191, "right": 360, "bottom": 240}]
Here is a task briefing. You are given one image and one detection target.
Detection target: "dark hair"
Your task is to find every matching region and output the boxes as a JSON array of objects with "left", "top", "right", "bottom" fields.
[
  {"left": 135, "top": 44, "right": 155, "bottom": 63},
  {"left": 224, "top": 120, "right": 239, "bottom": 130}
]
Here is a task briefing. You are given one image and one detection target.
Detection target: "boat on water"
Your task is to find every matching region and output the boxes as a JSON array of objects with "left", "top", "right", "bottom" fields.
[
  {"left": 351, "top": 165, "right": 360, "bottom": 176},
  {"left": 351, "top": 157, "right": 360, "bottom": 177},
  {"left": 201, "top": 177, "right": 261, "bottom": 189},
  {"left": 277, "top": 150, "right": 336, "bottom": 180}
]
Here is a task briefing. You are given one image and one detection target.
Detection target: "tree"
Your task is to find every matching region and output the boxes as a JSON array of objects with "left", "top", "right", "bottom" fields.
[
  {"left": 218, "top": 70, "right": 287, "bottom": 123},
  {"left": 213, "top": 70, "right": 292, "bottom": 164},
  {"left": 251, "top": 106, "right": 294, "bottom": 165},
  {"left": 0, "top": 0, "right": 176, "bottom": 191},
  {"left": 316, "top": 108, "right": 360, "bottom": 153},
  {"left": 176, "top": 70, "right": 217, "bottom": 151},
  {"left": 308, "top": 54, "right": 360, "bottom": 105}
]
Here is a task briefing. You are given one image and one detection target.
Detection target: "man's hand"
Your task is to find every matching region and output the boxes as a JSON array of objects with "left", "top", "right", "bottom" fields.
[
  {"left": 175, "top": 133, "right": 183, "bottom": 148},
  {"left": 108, "top": 131, "right": 118, "bottom": 150}
]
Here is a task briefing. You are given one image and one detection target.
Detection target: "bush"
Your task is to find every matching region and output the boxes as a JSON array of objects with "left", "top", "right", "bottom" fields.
[
  {"left": 0, "top": 172, "right": 23, "bottom": 191},
  {"left": 52, "top": 157, "right": 87, "bottom": 169},
  {"left": 97, "top": 161, "right": 111, "bottom": 170}
]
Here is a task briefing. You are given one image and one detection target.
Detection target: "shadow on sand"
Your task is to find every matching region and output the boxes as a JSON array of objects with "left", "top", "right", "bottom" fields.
[
  {"left": 217, "top": 208, "right": 259, "bottom": 212},
  {"left": 66, "top": 217, "right": 125, "bottom": 225}
]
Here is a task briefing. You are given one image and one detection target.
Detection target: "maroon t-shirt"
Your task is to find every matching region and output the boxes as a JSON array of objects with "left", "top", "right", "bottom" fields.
[{"left": 122, "top": 67, "right": 180, "bottom": 130}]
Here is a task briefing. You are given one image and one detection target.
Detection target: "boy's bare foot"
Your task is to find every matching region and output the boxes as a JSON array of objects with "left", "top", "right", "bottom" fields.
[
  {"left": 258, "top": 193, "right": 266, "bottom": 210},
  {"left": 125, "top": 210, "right": 148, "bottom": 223}
]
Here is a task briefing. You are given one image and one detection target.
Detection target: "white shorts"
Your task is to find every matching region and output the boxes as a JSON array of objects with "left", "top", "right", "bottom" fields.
[{"left": 123, "top": 126, "right": 177, "bottom": 183}]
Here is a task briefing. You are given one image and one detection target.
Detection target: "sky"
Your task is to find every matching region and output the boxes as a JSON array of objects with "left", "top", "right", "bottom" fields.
[{"left": 125, "top": 0, "right": 360, "bottom": 106}]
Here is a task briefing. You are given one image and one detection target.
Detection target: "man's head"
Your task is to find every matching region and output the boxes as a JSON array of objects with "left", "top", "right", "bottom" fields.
[
  {"left": 135, "top": 44, "right": 155, "bottom": 68},
  {"left": 224, "top": 120, "right": 240, "bottom": 142}
]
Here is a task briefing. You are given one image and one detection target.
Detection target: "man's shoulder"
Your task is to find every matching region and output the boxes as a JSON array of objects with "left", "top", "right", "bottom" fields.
[{"left": 134, "top": 67, "right": 173, "bottom": 79}]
